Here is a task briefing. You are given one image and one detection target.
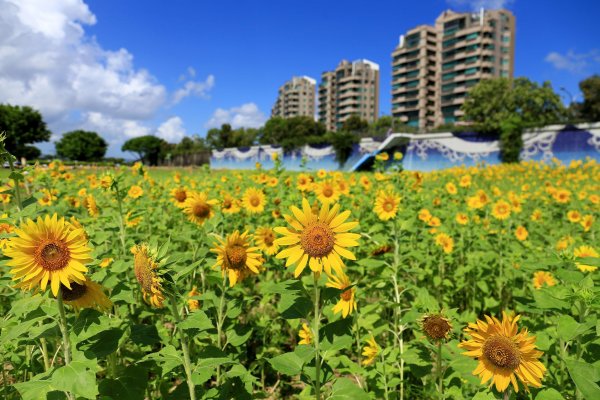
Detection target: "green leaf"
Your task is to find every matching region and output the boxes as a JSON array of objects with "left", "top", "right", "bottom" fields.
[
  {"left": 532, "top": 289, "right": 569, "bottom": 310},
  {"left": 565, "top": 359, "right": 600, "bottom": 399},
  {"left": 556, "top": 315, "right": 596, "bottom": 342},
  {"left": 329, "top": 377, "right": 370, "bottom": 400},
  {"left": 13, "top": 371, "right": 57, "bottom": 400},
  {"left": 52, "top": 360, "right": 99, "bottom": 399},
  {"left": 226, "top": 325, "right": 252, "bottom": 347},
  {"left": 77, "top": 327, "right": 124, "bottom": 358},
  {"left": 98, "top": 365, "right": 149, "bottom": 400},
  {"left": 139, "top": 345, "right": 183, "bottom": 374},
  {"left": 535, "top": 388, "right": 565, "bottom": 400},
  {"left": 178, "top": 310, "right": 214, "bottom": 332},
  {"left": 191, "top": 346, "right": 235, "bottom": 385},
  {"left": 130, "top": 324, "right": 161, "bottom": 346},
  {"left": 269, "top": 352, "right": 304, "bottom": 376}
]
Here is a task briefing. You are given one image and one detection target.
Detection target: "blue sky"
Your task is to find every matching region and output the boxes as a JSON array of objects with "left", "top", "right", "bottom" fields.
[{"left": 1, "top": 0, "right": 599, "bottom": 157}]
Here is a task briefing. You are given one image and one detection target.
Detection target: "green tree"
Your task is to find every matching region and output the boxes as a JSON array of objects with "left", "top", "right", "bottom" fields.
[
  {"left": 341, "top": 114, "right": 368, "bottom": 135},
  {"left": 327, "top": 131, "right": 359, "bottom": 167},
  {"left": 577, "top": 75, "right": 600, "bottom": 122},
  {"left": 462, "top": 77, "right": 565, "bottom": 163},
  {"left": 55, "top": 130, "right": 107, "bottom": 161},
  {"left": 122, "top": 135, "right": 168, "bottom": 165},
  {"left": 259, "top": 116, "right": 326, "bottom": 152},
  {"left": 0, "top": 104, "right": 51, "bottom": 159}
]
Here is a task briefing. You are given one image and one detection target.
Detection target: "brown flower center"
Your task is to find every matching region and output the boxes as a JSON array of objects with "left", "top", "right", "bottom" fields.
[
  {"left": 301, "top": 222, "right": 335, "bottom": 258},
  {"left": 422, "top": 316, "right": 452, "bottom": 340},
  {"left": 35, "top": 241, "right": 70, "bottom": 271},
  {"left": 226, "top": 246, "right": 247, "bottom": 269},
  {"left": 250, "top": 195, "right": 260, "bottom": 207},
  {"left": 192, "top": 202, "right": 210, "bottom": 218},
  {"left": 482, "top": 335, "right": 520, "bottom": 370},
  {"left": 341, "top": 288, "right": 353, "bottom": 301},
  {"left": 383, "top": 200, "right": 395, "bottom": 212},
  {"left": 174, "top": 189, "right": 187, "bottom": 202},
  {"left": 61, "top": 282, "right": 87, "bottom": 301},
  {"left": 323, "top": 186, "right": 334, "bottom": 197},
  {"left": 223, "top": 199, "right": 232, "bottom": 209},
  {"left": 262, "top": 231, "right": 275, "bottom": 246}
]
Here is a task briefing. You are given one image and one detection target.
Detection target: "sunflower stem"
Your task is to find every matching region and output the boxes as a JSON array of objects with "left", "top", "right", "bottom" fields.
[
  {"left": 503, "top": 388, "right": 511, "bottom": 400},
  {"left": 380, "top": 351, "right": 389, "bottom": 400},
  {"left": 313, "top": 272, "right": 321, "bottom": 400},
  {"left": 216, "top": 274, "right": 228, "bottom": 385},
  {"left": 40, "top": 337, "right": 50, "bottom": 372},
  {"left": 169, "top": 295, "right": 196, "bottom": 400},
  {"left": 436, "top": 340, "right": 444, "bottom": 398},
  {"left": 56, "top": 289, "right": 75, "bottom": 400}
]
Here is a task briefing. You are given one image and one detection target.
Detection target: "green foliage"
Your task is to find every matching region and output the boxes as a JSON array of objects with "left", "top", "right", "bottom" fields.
[
  {"left": 462, "top": 77, "right": 566, "bottom": 162},
  {"left": 121, "top": 135, "right": 168, "bottom": 165},
  {"left": 206, "top": 124, "right": 259, "bottom": 149},
  {"left": 260, "top": 116, "right": 327, "bottom": 153},
  {"left": 576, "top": 74, "right": 600, "bottom": 122},
  {"left": 327, "top": 131, "right": 359, "bottom": 167},
  {"left": 0, "top": 104, "right": 51, "bottom": 159},
  {"left": 55, "top": 130, "right": 108, "bottom": 161}
]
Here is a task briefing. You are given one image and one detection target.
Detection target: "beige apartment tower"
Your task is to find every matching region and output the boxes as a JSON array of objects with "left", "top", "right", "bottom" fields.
[
  {"left": 318, "top": 59, "right": 380, "bottom": 132},
  {"left": 271, "top": 76, "right": 316, "bottom": 119},
  {"left": 391, "top": 9, "right": 515, "bottom": 129}
]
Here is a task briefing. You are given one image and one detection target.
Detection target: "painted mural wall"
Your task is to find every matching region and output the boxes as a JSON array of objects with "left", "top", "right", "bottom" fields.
[{"left": 209, "top": 123, "right": 600, "bottom": 171}]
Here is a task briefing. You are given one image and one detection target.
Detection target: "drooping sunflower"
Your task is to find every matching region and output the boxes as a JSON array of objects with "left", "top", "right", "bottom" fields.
[
  {"left": 459, "top": 312, "right": 546, "bottom": 393},
  {"left": 61, "top": 277, "right": 112, "bottom": 312},
  {"left": 420, "top": 314, "right": 453, "bottom": 341},
  {"left": 182, "top": 192, "right": 218, "bottom": 225},
  {"left": 211, "top": 231, "right": 263, "bottom": 287},
  {"left": 254, "top": 227, "right": 279, "bottom": 256},
  {"left": 326, "top": 270, "right": 357, "bottom": 318},
  {"left": 298, "top": 323, "right": 313, "bottom": 345},
  {"left": 85, "top": 194, "right": 99, "bottom": 217},
  {"left": 361, "top": 336, "right": 380, "bottom": 366},
  {"left": 573, "top": 245, "right": 598, "bottom": 272},
  {"left": 314, "top": 180, "right": 340, "bottom": 205},
  {"left": 4, "top": 214, "right": 90, "bottom": 297},
  {"left": 274, "top": 198, "right": 359, "bottom": 277},
  {"left": 242, "top": 188, "right": 266, "bottom": 214},
  {"left": 187, "top": 286, "right": 201, "bottom": 311},
  {"left": 221, "top": 194, "right": 241, "bottom": 214},
  {"left": 132, "top": 243, "right": 165, "bottom": 308},
  {"left": 373, "top": 190, "right": 401, "bottom": 221}
]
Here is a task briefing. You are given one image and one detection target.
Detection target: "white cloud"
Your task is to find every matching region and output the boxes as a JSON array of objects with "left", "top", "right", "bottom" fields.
[
  {"left": 545, "top": 49, "right": 600, "bottom": 74},
  {"left": 156, "top": 116, "right": 186, "bottom": 142},
  {"left": 205, "top": 103, "right": 267, "bottom": 129},
  {"left": 446, "top": 0, "right": 513, "bottom": 10},
  {"left": 0, "top": 0, "right": 214, "bottom": 156},
  {"left": 172, "top": 74, "right": 215, "bottom": 105}
]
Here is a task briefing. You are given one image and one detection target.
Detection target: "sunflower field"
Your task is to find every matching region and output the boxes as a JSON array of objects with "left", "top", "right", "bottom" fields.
[{"left": 0, "top": 146, "right": 599, "bottom": 400}]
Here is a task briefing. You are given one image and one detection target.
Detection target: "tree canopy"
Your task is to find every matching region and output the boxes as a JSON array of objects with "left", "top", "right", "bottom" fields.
[
  {"left": 462, "top": 77, "right": 566, "bottom": 162},
  {"left": 259, "top": 116, "right": 327, "bottom": 153},
  {"left": 206, "top": 124, "right": 259, "bottom": 149},
  {"left": 55, "top": 130, "right": 107, "bottom": 161},
  {"left": 122, "top": 135, "right": 168, "bottom": 166},
  {"left": 576, "top": 74, "right": 600, "bottom": 122},
  {"left": 0, "top": 104, "right": 51, "bottom": 159}
]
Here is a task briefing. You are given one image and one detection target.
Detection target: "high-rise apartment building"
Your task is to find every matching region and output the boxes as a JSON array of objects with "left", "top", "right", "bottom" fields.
[
  {"left": 391, "top": 9, "right": 515, "bottom": 129},
  {"left": 271, "top": 76, "right": 316, "bottom": 119},
  {"left": 318, "top": 59, "right": 380, "bottom": 131}
]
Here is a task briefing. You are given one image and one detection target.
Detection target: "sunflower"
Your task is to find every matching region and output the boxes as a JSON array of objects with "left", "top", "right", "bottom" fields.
[
  {"left": 445, "top": 182, "right": 458, "bottom": 195},
  {"left": 314, "top": 180, "right": 340, "bottom": 205},
  {"left": 567, "top": 210, "right": 581, "bottom": 223},
  {"left": 362, "top": 336, "right": 379, "bottom": 366},
  {"left": 515, "top": 226, "right": 528, "bottom": 241},
  {"left": 182, "top": 192, "right": 218, "bottom": 225},
  {"left": 491, "top": 200, "right": 511, "bottom": 220},
  {"left": 128, "top": 185, "right": 144, "bottom": 199},
  {"left": 530, "top": 209, "right": 542, "bottom": 222},
  {"left": 85, "top": 194, "right": 99, "bottom": 217},
  {"left": 532, "top": 271, "right": 556, "bottom": 289},
  {"left": 459, "top": 175, "right": 472, "bottom": 188},
  {"left": 459, "top": 312, "right": 546, "bottom": 393},
  {"left": 435, "top": 233, "right": 454, "bottom": 254},
  {"left": 255, "top": 227, "right": 279, "bottom": 256},
  {"left": 580, "top": 215, "right": 593, "bottom": 232},
  {"left": 274, "top": 198, "right": 359, "bottom": 277},
  {"left": 99, "top": 257, "right": 114, "bottom": 268},
  {"left": 573, "top": 245, "right": 598, "bottom": 272},
  {"left": 373, "top": 190, "right": 401, "bottom": 221},
  {"left": 4, "top": 214, "right": 90, "bottom": 297},
  {"left": 553, "top": 189, "right": 571, "bottom": 203},
  {"left": 171, "top": 187, "right": 188, "bottom": 207},
  {"left": 418, "top": 209, "right": 432, "bottom": 222},
  {"left": 298, "top": 323, "right": 313, "bottom": 345},
  {"left": 211, "top": 231, "right": 263, "bottom": 287},
  {"left": 455, "top": 213, "right": 469, "bottom": 225},
  {"left": 420, "top": 314, "right": 453, "bottom": 341},
  {"left": 326, "top": 270, "right": 357, "bottom": 318},
  {"left": 132, "top": 243, "right": 165, "bottom": 308},
  {"left": 100, "top": 175, "right": 113, "bottom": 189},
  {"left": 220, "top": 194, "right": 241, "bottom": 214},
  {"left": 242, "top": 188, "right": 266, "bottom": 214},
  {"left": 296, "top": 174, "right": 313, "bottom": 192},
  {"left": 61, "top": 277, "right": 112, "bottom": 312}
]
